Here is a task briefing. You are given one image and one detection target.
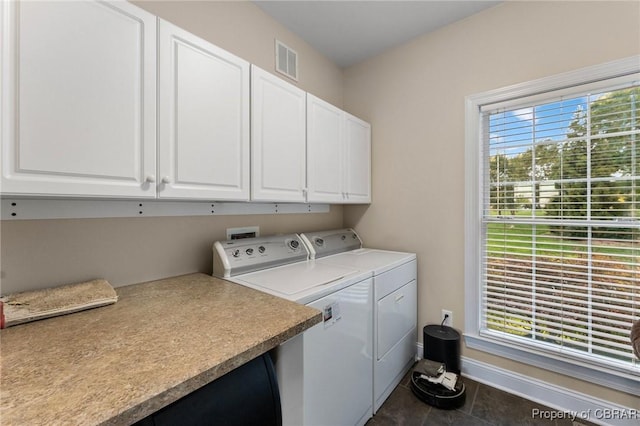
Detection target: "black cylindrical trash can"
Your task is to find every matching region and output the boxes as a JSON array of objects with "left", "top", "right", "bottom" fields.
[{"left": 423, "top": 325, "right": 461, "bottom": 374}]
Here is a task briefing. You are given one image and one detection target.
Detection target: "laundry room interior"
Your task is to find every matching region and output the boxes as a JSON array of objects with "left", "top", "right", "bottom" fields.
[{"left": 1, "top": 1, "right": 639, "bottom": 425}]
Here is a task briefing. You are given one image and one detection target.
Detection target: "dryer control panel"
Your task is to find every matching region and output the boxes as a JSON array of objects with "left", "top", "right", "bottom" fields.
[
  {"left": 213, "top": 234, "right": 308, "bottom": 278},
  {"left": 300, "top": 228, "right": 362, "bottom": 259}
]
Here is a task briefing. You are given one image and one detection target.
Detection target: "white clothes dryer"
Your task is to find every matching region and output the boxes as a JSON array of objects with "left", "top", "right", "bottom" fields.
[
  {"left": 300, "top": 229, "right": 418, "bottom": 413},
  {"left": 213, "top": 234, "right": 374, "bottom": 426}
]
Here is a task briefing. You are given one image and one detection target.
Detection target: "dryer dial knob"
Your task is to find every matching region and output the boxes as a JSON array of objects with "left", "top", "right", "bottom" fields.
[
  {"left": 231, "top": 249, "right": 240, "bottom": 258},
  {"left": 288, "top": 240, "right": 300, "bottom": 250}
]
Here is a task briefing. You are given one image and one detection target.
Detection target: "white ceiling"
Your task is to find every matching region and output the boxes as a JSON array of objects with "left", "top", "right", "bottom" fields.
[{"left": 254, "top": 1, "right": 501, "bottom": 68}]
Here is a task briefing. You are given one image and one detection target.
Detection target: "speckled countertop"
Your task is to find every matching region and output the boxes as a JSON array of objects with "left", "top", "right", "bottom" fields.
[{"left": 0, "top": 273, "right": 322, "bottom": 425}]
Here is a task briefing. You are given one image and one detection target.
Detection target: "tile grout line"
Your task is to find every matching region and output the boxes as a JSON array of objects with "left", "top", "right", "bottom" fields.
[
  {"left": 463, "top": 381, "right": 498, "bottom": 426},
  {"left": 466, "top": 378, "right": 480, "bottom": 418}
]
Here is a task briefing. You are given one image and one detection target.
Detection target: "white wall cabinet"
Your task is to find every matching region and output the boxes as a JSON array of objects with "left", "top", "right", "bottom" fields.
[
  {"left": 1, "top": 1, "right": 370, "bottom": 205},
  {"left": 251, "top": 65, "right": 307, "bottom": 202},
  {"left": 1, "top": 0, "right": 157, "bottom": 198},
  {"left": 158, "top": 19, "right": 250, "bottom": 200},
  {"left": 306, "top": 94, "right": 344, "bottom": 202},
  {"left": 307, "top": 94, "right": 371, "bottom": 204},
  {"left": 343, "top": 113, "right": 372, "bottom": 203}
]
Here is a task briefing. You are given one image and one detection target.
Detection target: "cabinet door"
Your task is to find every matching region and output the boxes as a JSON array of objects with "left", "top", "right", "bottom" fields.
[
  {"left": 344, "top": 113, "right": 372, "bottom": 203},
  {"left": 0, "top": 0, "right": 156, "bottom": 198},
  {"left": 306, "top": 94, "right": 344, "bottom": 203},
  {"left": 158, "top": 20, "right": 249, "bottom": 200},
  {"left": 251, "top": 66, "right": 307, "bottom": 202}
]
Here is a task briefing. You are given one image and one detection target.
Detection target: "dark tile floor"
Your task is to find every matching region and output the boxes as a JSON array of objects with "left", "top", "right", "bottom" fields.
[{"left": 367, "top": 370, "right": 597, "bottom": 426}]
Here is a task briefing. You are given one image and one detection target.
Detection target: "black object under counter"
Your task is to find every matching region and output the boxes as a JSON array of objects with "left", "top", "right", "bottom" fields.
[{"left": 135, "top": 353, "right": 281, "bottom": 426}]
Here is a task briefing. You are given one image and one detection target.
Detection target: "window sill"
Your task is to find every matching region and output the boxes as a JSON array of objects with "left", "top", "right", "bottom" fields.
[{"left": 463, "top": 333, "right": 639, "bottom": 396}]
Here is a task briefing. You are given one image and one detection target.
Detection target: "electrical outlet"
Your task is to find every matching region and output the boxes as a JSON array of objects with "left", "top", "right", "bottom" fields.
[{"left": 441, "top": 309, "right": 453, "bottom": 327}]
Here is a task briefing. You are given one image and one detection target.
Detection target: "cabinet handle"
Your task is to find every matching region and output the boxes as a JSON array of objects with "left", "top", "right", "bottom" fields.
[
  {"left": 395, "top": 294, "right": 405, "bottom": 303},
  {"left": 161, "top": 176, "right": 171, "bottom": 184},
  {"left": 145, "top": 175, "right": 156, "bottom": 183}
]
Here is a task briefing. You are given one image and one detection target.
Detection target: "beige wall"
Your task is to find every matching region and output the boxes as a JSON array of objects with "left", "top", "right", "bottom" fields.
[
  {"left": 0, "top": 210, "right": 342, "bottom": 294},
  {"left": 0, "top": 0, "right": 345, "bottom": 294},
  {"left": 343, "top": 1, "right": 639, "bottom": 408}
]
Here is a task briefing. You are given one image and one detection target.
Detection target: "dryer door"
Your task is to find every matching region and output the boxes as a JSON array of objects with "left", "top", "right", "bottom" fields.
[{"left": 377, "top": 279, "right": 417, "bottom": 360}]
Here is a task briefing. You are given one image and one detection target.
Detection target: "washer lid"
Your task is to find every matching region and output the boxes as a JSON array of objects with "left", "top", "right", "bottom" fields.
[{"left": 233, "top": 261, "right": 367, "bottom": 301}]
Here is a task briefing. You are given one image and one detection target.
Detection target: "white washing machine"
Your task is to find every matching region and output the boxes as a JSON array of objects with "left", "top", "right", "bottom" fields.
[
  {"left": 300, "top": 229, "right": 418, "bottom": 413},
  {"left": 213, "top": 234, "right": 374, "bottom": 426}
]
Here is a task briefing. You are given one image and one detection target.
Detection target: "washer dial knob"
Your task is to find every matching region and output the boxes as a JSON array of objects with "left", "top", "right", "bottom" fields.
[{"left": 288, "top": 239, "right": 300, "bottom": 250}]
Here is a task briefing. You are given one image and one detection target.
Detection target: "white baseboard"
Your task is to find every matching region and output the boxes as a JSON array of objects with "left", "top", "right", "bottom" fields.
[{"left": 415, "top": 343, "right": 638, "bottom": 426}]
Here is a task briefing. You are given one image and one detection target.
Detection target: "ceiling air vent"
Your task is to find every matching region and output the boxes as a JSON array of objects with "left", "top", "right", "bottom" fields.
[{"left": 275, "top": 39, "right": 298, "bottom": 81}]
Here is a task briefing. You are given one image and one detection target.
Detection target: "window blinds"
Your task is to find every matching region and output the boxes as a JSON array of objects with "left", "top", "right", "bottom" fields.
[{"left": 480, "top": 82, "right": 640, "bottom": 372}]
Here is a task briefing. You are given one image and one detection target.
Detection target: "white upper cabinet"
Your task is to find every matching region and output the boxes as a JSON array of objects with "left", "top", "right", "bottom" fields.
[
  {"left": 307, "top": 94, "right": 371, "bottom": 204},
  {"left": 344, "top": 113, "right": 372, "bottom": 203},
  {"left": 158, "top": 19, "right": 250, "bottom": 200},
  {"left": 1, "top": 0, "right": 157, "bottom": 198},
  {"left": 306, "top": 94, "right": 344, "bottom": 202},
  {"left": 1, "top": 0, "right": 369, "bottom": 205},
  {"left": 251, "top": 65, "right": 307, "bottom": 202}
]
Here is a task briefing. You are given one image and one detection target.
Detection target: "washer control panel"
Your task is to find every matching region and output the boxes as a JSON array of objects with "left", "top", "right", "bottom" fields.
[{"left": 213, "top": 234, "right": 308, "bottom": 277}]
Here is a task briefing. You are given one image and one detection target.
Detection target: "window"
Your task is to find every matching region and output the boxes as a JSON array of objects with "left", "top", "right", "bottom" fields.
[{"left": 465, "top": 57, "right": 640, "bottom": 394}]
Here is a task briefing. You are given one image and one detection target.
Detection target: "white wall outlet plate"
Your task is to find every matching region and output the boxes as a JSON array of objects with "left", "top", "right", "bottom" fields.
[{"left": 442, "top": 309, "right": 453, "bottom": 327}]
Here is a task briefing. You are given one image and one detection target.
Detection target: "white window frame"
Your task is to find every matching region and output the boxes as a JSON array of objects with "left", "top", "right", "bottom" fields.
[{"left": 464, "top": 56, "right": 640, "bottom": 396}]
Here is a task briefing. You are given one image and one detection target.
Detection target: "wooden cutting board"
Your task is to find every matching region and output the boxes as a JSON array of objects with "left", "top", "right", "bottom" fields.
[{"left": 1, "top": 279, "right": 117, "bottom": 328}]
